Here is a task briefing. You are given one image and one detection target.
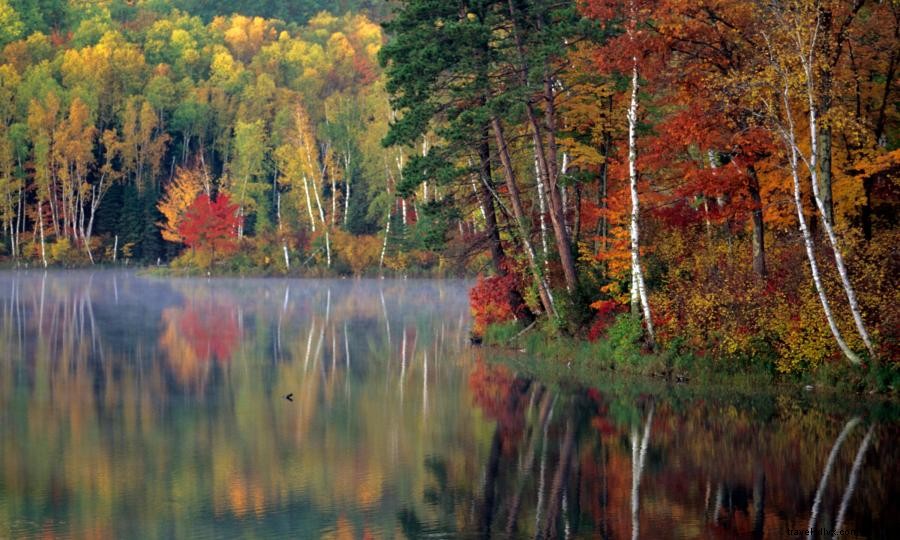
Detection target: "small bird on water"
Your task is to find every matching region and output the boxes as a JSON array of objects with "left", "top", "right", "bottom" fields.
[{"left": 285, "top": 393, "right": 294, "bottom": 402}]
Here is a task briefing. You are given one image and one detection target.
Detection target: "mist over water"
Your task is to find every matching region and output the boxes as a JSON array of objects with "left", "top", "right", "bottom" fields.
[{"left": 0, "top": 271, "right": 897, "bottom": 539}]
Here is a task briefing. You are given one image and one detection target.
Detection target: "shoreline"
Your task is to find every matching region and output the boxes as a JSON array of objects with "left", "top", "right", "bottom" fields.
[{"left": 479, "top": 320, "right": 900, "bottom": 403}]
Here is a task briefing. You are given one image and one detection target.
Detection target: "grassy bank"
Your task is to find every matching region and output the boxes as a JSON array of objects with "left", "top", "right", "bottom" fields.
[{"left": 481, "top": 315, "right": 899, "bottom": 400}]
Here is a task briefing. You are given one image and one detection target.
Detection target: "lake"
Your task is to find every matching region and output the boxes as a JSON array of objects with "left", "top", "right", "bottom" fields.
[{"left": 0, "top": 271, "right": 897, "bottom": 539}]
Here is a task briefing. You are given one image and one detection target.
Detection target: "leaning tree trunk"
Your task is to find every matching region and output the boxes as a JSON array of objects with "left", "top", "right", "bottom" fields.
[
  {"left": 491, "top": 117, "right": 556, "bottom": 319},
  {"left": 803, "top": 81, "right": 875, "bottom": 358},
  {"left": 781, "top": 85, "right": 860, "bottom": 364},
  {"left": 477, "top": 127, "right": 534, "bottom": 324},
  {"left": 504, "top": 0, "right": 579, "bottom": 294}
]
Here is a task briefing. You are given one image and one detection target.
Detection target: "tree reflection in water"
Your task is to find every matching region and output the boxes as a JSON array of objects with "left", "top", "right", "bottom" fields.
[{"left": 0, "top": 271, "right": 897, "bottom": 539}]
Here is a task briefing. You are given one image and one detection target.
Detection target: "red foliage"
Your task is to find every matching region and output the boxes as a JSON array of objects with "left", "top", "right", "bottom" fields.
[
  {"left": 468, "top": 272, "right": 522, "bottom": 336},
  {"left": 178, "top": 193, "right": 242, "bottom": 256},
  {"left": 588, "top": 299, "right": 625, "bottom": 341}
]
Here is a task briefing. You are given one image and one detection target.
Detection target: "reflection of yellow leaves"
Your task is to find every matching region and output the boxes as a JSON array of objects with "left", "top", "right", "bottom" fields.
[
  {"left": 159, "top": 307, "right": 206, "bottom": 390},
  {"left": 228, "top": 476, "right": 248, "bottom": 517},
  {"left": 356, "top": 468, "right": 383, "bottom": 508},
  {"left": 321, "top": 516, "right": 354, "bottom": 540}
]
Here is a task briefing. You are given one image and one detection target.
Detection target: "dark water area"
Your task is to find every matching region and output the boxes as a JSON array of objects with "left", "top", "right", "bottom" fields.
[{"left": 0, "top": 271, "right": 896, "bottom": 539}]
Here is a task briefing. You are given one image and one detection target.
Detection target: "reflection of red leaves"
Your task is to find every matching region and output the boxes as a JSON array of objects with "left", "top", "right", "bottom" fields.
[
  {"left": 468, "top": 358, "right": 526, "bottom": 454},
  {"left": 180, "top": 300, "right": 240, "bottom": 362},
  {"left": 468, "top": 359, "right": 514, "bottom": 419}
]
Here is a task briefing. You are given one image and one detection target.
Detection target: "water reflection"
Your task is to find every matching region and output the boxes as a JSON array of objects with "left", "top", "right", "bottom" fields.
[
  {"left": 454, "top": 359, "right": 898, "bottom": 539},
  {"left": 0, "top": 271, "right": 897, "bottom": 539}
]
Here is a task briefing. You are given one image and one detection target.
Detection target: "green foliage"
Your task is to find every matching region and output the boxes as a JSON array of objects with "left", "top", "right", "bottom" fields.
[{"left": 483, "top": 320, "right": 523, "bottom": 346}]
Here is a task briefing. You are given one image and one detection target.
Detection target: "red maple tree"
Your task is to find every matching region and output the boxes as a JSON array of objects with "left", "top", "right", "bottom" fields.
[{"left": 178, "top": 193, "right": 242, "bottom": 264}]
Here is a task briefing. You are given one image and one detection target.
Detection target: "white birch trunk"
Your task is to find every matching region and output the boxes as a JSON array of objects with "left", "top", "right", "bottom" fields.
[
  {"left": 780, "top": 81, "right": 861, "bottom": 364},
  {"left": 38, "top": 201, "right": 47, "bottom": 268},
  {"left": 627, "top": 60, "right": 655, "bottom": 343},
  {"left": 343, "top": 173, "right": 350, "bottom": 226},
  {"left": 801, "top": 63, "right": 875, "bottom": 357},
  {"left": 379, "top": 211, "right": 391, "bottom": 270},
  {"left": 534, "top": 156, "right": 549, "bottom": 260},
  {"left": 302, "top": 175, "right": 316, "bottom": 232},
  {"left": 470, "top": 174, "right": 487, "bottom": 222},
  {"left": 324, "top": 230, "right": 331, "bottom": 268}
]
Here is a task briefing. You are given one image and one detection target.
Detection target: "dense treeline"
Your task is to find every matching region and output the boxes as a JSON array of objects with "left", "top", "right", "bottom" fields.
[
  {"left": 0, "top": 0, "right": 445, "bottom": 274},
  {"left": 378, "top": 0, "right": 898, "bottom": 371},
  {"left": 0, "top": 0, "right": 897, "bottom": 372}
]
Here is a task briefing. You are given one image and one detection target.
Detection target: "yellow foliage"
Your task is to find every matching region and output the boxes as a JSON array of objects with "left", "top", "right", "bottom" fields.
[
  {"left": 333, "top": 230, "right": 381, "bottom": 275},
  {"left": 157, "top": 166, "right": 206, "bottom": 243}
]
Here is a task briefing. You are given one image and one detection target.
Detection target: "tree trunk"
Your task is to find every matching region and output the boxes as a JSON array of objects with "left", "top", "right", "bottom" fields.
[
  {"left": 803, "top": 70, "right": 875, "bottom": 357},
  {"left": 477, "top": 130, "right": 534, "bottom": 324},
  {"left": 818, "top": 126, "right": 834, "bottom": 225},
  {"left": 379, "top": 211, "right": 391, "bottom": 270},
  {"left": 782, "top": 89, "right": 860, "bottom": 364},
  {"left": 302, "top": 175, "right": 316, "bottom": 232},
  {"left": 38, "top": 201, "right": 47, "bottom": 268},
  {"left": 529, "top": 98, "right": 578, "bottom": 293},
  {"left": 504, "top": 0, "right": 579, "bottom": 294},
  {"left": 492, "top": 117, "right": 556, "bottom": 318},
  {"left": 747, "top": 165, "right": 767, "bottom": 277},
  {"left": 627, "top": 61, "right": 655, "bottom": 346},
  {"left": 534, "top": 155, "right": 550, "bottom": 262}
]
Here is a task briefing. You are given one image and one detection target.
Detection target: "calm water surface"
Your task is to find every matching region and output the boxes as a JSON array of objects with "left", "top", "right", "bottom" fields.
[{"left": 0, "top": 271, "right": 897, "bottom": 539}]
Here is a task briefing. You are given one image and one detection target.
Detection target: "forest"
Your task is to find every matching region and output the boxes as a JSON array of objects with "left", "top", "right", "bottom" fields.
[{"left": 0, "top": 0, "right": 897, "bottom": 374}]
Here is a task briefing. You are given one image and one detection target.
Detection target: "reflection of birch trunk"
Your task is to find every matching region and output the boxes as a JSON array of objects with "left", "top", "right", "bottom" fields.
[
  {"left": 344, "top": 321, "right": 350, "bottom": 369},
  {"left": 540, "top": 417, "right": 575, "bottom": 539},
  {"left": 832, "top": 425, "right": 874, "bottom": 537},
  {"left": 506, "top": 392, "right": 555, "bottom": 535},
  {"left": 534, "top": 397, "right": 555, "bottom": 534},
  {"left": 479, "top": 425, "right": 503, "bottom": 537},
  {"left": 422, "top": 350, "right": 428, "bottom": 416},
  {"left": 380, "top": 287, "right": 391, "bottom": 344},
  {"left": 631, "top": 404, "right": 654, "bottom": 540},
  {"left": 304, "top": 319, "right": 316, "bottom": 372},
  {"left": 809, "top": 417, "right": 860, "bottom": 532},
  {"left": 752, "top": 469, "right": 765, "bottom": 539}
]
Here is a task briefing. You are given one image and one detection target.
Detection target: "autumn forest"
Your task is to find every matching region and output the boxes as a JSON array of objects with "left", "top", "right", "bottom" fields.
[{"left": 0, "top": 0, "right": 897, "bottom": 375}]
